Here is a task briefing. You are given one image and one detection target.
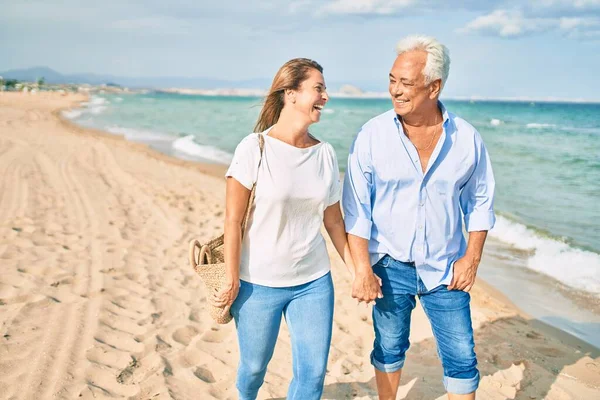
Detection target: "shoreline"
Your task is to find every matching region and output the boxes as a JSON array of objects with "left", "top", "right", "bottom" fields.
[
  {"left": 55, "top": 107, "right": 229, "bottom": 181},
  {"left": 1, "top": 92, "right": 598, "bottom": 399}
]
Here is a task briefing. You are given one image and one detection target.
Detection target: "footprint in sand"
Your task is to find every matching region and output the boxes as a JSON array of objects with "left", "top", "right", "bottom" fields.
[
  {"left": 535, "top": 346, "right": 564, "bottom": 357},
  {"left": 525, "top": 330, "right": 543, "bottom": 340},
  {"left": 586, "top": 361, "right": 600, "bottom": 373},
  {"left": 172, "top": 325, "right": 200, "bottom": 346},
  {"left": 156, "top": 335, "right": 173, "bottom": 352},
  {"left": 340, "top": 359, "right": 359, "bottom": 375},
  {"left": 200, "top": 330, "right": 225, "bottom": 343},
  {"left": 189, "top": 309, "right": 202, "bottom": 323},
  {"left": 335, "top": 322, "right": 350, "bottom": 334},
  {"left": 478, "top": 363, "right": 525, "bottom": 400},
  {"left": 116, "top": 357, "right": 139, "bottom": 384},
  {"left": 27, "top": 111, "right": 40, "bottom": 121},
  {"left": 194, "top": 366, "right": 216, "bottom": 383}
]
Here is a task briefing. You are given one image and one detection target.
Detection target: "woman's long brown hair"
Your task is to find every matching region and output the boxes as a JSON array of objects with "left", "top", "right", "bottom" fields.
[{"left": 254, "top": 58, "right": 323, "bottom": 133}]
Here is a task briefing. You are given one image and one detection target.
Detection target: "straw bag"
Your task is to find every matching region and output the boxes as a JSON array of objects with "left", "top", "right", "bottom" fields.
[{"left": 189, "top": 133, "right": 265, "bottom": 324}]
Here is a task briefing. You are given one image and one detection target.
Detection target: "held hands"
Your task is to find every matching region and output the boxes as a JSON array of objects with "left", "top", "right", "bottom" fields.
[
  {"left": 210, "top": 275, "right": 239, "bottom": 317},
  {"left": 352, "top": 271, "right": 383, "bottom": 305},
  {"left": 448, "top": 255, "right": 479, "bottom": 292}
]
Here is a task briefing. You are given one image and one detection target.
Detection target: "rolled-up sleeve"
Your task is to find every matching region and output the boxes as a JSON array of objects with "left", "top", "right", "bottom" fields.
[
  {"left": 460, "top": 132, "right": 496, "bottom": 232},
  {"left": 343, "top": 127, "right": 374, "bottom": 240}
]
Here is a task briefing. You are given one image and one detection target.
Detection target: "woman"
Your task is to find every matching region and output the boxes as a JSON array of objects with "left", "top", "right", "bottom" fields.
[{"left": 211, "top": 58, "right": 355, "bottom": 400}]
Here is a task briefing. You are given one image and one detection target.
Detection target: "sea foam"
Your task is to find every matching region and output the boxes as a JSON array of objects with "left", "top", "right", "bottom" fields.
[
  {"left": 106, "top": 126, "right": 174, "bottom": 142},
  {"left": 172, "top": 135, "right": 233, "bottom": 164},
  {"left": 490, "top": 215, "right": 600, "bottom": 295},
  {"left": 526, "top": 123, "right": 557, "bottom": 129},
  {"left": 62, "top": 109, "right": 83, "bottom": 119}
]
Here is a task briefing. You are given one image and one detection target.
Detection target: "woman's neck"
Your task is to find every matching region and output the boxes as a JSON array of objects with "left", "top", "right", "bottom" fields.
[{"left": 270, "top": 111, "right": 313, "bottom": 147}]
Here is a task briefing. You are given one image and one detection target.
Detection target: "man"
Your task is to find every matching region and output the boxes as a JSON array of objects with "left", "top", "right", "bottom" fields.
[{"left": 343, "top": 35, "right": 495, "bottom": 400}]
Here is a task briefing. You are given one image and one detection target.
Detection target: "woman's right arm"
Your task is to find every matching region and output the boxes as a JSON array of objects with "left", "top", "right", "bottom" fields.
[{"left": 211, "top": 177, "right": 251, "bottom": 313}]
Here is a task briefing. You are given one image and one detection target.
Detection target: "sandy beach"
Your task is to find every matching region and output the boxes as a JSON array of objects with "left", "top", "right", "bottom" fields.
[{"left": 0, "top": 92, "right": 598, "bottom": 400}]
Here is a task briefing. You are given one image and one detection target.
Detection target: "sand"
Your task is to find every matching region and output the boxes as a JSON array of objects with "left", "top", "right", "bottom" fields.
[{"left": 0, "top": 91, "right": 598, "bottom": 399}]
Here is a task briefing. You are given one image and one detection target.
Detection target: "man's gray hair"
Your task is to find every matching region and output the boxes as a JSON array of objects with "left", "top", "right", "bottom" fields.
[{"left": 395, "top": 35, "right": 450, "bottom": 90}]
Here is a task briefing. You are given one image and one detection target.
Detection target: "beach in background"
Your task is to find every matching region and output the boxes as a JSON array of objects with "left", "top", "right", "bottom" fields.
[
  {"left": 66, "top": 91, "right": 600, "bottom": 348},
  {"left": 1, "top": 91, "right": 599, "bottom": 399}
]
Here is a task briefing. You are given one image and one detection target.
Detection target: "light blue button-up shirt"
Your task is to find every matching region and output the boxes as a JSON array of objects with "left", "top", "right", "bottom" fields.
[{"left": 343, "top": 102, "right": 496, "bottom": 291}]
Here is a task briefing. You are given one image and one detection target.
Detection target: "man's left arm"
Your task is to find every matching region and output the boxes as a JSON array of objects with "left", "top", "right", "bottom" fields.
[{"left": 449, "top": 132, "right": 496, "bottom": 292}]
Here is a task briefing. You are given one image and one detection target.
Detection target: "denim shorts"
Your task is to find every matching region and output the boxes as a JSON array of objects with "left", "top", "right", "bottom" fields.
[{"left": 371, "top": 255, "right": 480, "bottom": 395}]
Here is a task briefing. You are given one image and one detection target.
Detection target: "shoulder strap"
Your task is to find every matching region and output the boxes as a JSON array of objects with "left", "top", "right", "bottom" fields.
[{"left": 240, "top": 133, "right": 265, "bottom": 237}]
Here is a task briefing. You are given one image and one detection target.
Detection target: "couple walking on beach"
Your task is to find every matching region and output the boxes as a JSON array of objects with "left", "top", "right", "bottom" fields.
[{"left": 211, "top": 34, "right": 496, "bottom": 400}]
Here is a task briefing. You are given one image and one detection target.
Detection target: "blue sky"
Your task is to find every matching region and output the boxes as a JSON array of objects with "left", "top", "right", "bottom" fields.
[{"left": 2, "top": 0, "right": 599, "bottom": 100}]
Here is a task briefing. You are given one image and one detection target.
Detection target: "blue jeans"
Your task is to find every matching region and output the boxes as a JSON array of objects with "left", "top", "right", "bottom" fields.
[
  {"left": 371, "top": 255, "right": 479, "bottom": 395},
  {"left": 230, "top": 272, "right": 334, "bottom": 400}
]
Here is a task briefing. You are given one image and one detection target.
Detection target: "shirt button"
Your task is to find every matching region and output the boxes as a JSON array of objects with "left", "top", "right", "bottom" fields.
[{"left": 418, "top": 225, "right": 423, "bottom": 229}]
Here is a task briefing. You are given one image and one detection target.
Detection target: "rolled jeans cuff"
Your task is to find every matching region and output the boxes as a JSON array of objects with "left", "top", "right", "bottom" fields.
[
  {"left": 370, "top": 352, "right": 405, "bottom": 373},
  {"left": 443, "top": 371, "right": 480, "bottom": 395}
]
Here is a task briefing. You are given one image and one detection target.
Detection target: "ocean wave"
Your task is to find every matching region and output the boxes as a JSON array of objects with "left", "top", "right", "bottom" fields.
[
  {"left": 75, "top": 95, "right": 110, "bottom": 116},
  {"left": 490, "top": 118, "right": 502, "bottom": 126},
  {"left": 61, "top": 97, "right": 110, "bottom": 119},
  {"left": 172, "top": 135, "right": 233, "bottom": 164},
  {"left": 89, "top": 106, "right": 107, "bottom": 115},
  {"left": 559, "top": 126, "right": 600, "bottom": 135},
  {"left": 106, "top": 126, "right": 174, "bottom": 141},
  {"left": 89, "top": 96, "right": 109, "bottom": 106},
  {"left": 524, "top": 122, "right": 600, "bottom": 135},
  {"left": 526, "top": 123, "right": 557, "bottom": 129},
  {"left": 62, "top": 109, "right": 83, "bottom": 119},
  {"left": 323, "top": 109, "right": 335, "bottom": 114},
  {"left": 490, "top": 215, "right": 600, "bottom": 295}
]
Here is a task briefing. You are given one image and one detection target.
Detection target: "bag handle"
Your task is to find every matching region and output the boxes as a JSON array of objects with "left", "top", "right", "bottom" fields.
[{"left": 240, "top": 133, "right": 265, "bottom": 238}]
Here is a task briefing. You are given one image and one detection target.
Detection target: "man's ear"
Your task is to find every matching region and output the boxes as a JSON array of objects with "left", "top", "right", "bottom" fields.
[{"left": 429, "top": 79, "right": 442, "bottom": 99}]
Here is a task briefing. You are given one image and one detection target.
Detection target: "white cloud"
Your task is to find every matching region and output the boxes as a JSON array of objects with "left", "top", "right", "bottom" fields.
[
  {"left": 460, "top": 1, "right": 600, "bottom": 39},
  {"left": 315, "top": 0, "right": 503, "bottom": 16},
  {"left": 558, "top": 17, "right": 600, "bottom": 38},
  {"left": 559, "top": 17, "right": 597, "bottom": 30},
  {"left": 312, "top": 0, "right": 600, "bottom": 39},
  {"left": 319, "top": 0, "right": 417, "bottom": 15},
  {"left": 459, "top": 10, "right": 551, "bottom": 38},
  {"left": 536, "top": 0, "right": 600, "bottom": 9}
]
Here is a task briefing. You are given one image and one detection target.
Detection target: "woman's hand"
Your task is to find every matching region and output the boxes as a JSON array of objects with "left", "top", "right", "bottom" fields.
[{"left": 210, "top": 276, "right": 240, "bottom": 316}]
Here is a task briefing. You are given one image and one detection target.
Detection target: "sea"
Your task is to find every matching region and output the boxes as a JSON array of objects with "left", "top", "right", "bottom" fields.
[{"left": 65, "top": 92, "right": 600, "bottom": 348}]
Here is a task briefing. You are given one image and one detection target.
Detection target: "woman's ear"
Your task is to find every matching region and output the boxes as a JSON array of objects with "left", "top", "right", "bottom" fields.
[{"left": 285, "top": 89, "right": 296, "bottom": 104}]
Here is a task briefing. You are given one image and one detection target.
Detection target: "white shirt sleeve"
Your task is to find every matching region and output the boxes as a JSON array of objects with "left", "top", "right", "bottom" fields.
[
  {"left": 327, "top": 144, "right": 342, "bottom": 206},
  {"left": 225, "top": 134, "right": 261, "bottom": 190}
]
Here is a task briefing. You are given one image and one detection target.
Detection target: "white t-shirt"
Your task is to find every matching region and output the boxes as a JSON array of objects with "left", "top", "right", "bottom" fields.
[{"left": 225, "top": 128, "right": 342, "bottom": 287}]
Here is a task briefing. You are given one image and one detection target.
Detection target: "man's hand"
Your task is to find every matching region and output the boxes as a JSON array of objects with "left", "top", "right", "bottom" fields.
[
  {"left": 448, "top": 256, "right": 479, "bottom": 292},
  {"left": 352, "top": 271, "right": 383, "bottom": 303}
]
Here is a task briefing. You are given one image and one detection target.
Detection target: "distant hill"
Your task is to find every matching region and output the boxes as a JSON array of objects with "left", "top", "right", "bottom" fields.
[
  {"left": 0, "top": 66, "right": 385, "bottom": 92},
  {"left": 0, "top": 66, "right": 273, "bottom": 89},
  {"left": 1, "top": 67, "right": 66, "bottom": 83}
]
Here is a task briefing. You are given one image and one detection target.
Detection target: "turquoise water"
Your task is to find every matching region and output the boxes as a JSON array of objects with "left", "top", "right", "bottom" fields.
[{"left": 67, "top": 92, "right": 600, "bottom": 296}]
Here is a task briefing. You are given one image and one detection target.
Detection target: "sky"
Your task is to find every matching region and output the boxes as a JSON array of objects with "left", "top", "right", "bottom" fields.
[{"left": 2, "top": 0, "right": 600, "bottom": 100}]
